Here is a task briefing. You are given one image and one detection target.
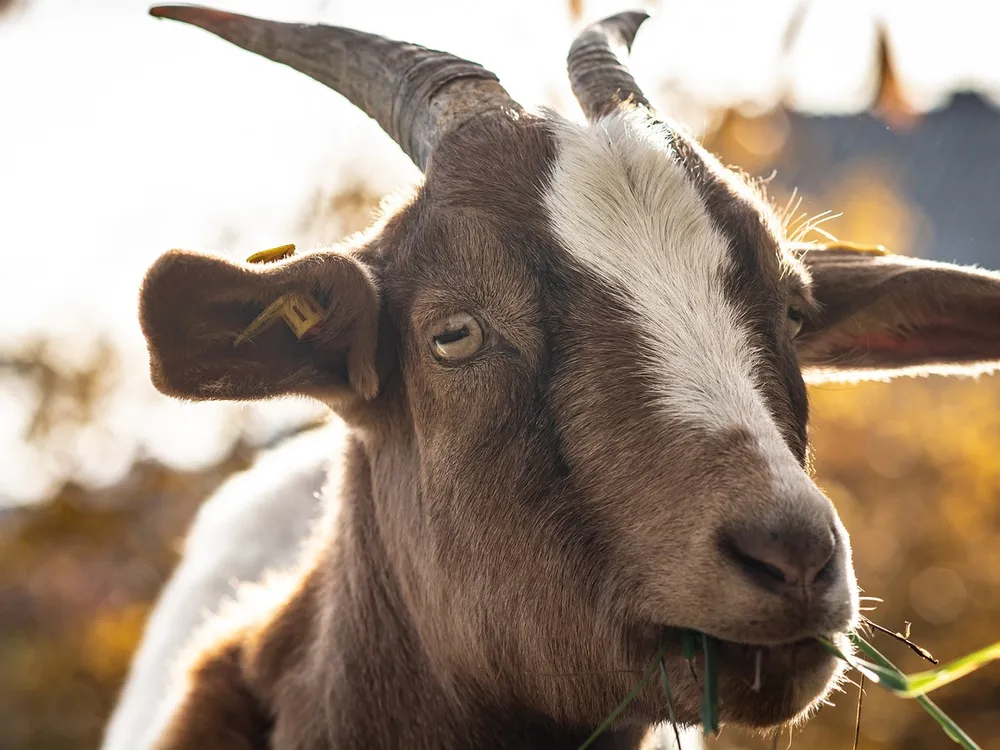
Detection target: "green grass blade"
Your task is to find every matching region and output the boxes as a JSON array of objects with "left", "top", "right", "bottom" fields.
[
  {"left": 700, "top": 633, "right": 719, "bottom": 736},
  {"left": 659, "top": 658, "right": 684, "bottom": 750},
  {"left": 846, "top": 634, "right": 981, "bottom": 749},
  {"left": 850, "top": 635, "right": 1000, "bottom": 699},
  {"left": 578, "top": 643, "right": 667, "bottom": 750},
  {"left": 681, "top": 630, "right": 697, "bottom": 662},
  {"left": 914, "top": 695, "right": 980, "bottom": 750},
  {"left": 816, "top": 635, "right": 899, "bottom": 686}
]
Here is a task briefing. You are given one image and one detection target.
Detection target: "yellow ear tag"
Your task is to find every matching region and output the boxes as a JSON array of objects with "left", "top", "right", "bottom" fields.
[
  {"left": 822, "top": 241, "right": 893, "bottom": 256},
  {"left": 245, "top": 243, "right": 296, "bottom": 264},
  {"left": 233, "top": 244, "right": 326, "bottom": 347}
]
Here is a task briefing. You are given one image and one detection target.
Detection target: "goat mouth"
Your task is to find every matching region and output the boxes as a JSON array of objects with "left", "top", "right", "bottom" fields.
[
  {"left": 715, "top": 633, "right": 835, "bottom": 653},
  {"left": 659, "top": 625, "right": 846, "bottom": 657},
  {"left": 656, "top": 629, "right": 846, "bottom": 727},
  {"left": 713, "top": 634, "right": 833, "bottom": 671}
]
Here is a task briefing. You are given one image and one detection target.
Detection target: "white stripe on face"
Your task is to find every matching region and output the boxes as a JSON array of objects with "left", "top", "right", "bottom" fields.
[{"left": 543, "top": 109, "right": 795, "bottom": 470}]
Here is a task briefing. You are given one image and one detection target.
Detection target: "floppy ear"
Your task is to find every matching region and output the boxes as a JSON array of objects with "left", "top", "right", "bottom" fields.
[
  {"left": 790, "top": 243, "right": 1000, "bottom": 381},
  {"left": 139, "top": 248, "right": 380, "bottom": 403}
]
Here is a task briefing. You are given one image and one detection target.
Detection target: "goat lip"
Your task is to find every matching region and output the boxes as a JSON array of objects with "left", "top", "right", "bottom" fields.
[
  {"left": 712, "top": 635, "right": 828, "bottom": 658},
  {"left": 715, "top": 633, "right": 833, "bottom": 650},
  {"left": 707, "top": 631, "right": 844, "bottom": 669},
  {"left": 659, "top": 624, "right": 844, "bottom": 651},
  {"left": 716, "top": 636, "right": 843, "bottom": 727}
]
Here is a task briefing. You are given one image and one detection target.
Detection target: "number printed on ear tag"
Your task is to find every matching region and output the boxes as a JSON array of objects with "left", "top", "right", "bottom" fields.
[{"left": 279, "top": 292, "right": 324, "bottom": 338}]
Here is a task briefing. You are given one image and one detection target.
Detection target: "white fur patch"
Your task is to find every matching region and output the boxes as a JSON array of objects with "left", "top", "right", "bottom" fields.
[
  {"left": 101, "top": 421, "right": 346, "bottom": 750},
  {"left": 543, "top": 110, "right": 797, "bottom": 474}
]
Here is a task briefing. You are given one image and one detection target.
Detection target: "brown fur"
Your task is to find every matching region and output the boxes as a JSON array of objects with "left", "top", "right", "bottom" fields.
[
  {"left": 138, "top": 73, "right": 1000, "bottom": 750},
  {"left": 792, "top": 244, "right": 1000, "bottom": 374},
  {"left": 154, "top": 639, "right": 270, "bottom": 750}
]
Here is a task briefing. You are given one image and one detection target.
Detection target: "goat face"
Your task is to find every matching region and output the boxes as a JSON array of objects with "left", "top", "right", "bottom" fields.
[
  {"left": 373, "top": 106, "right": 855, "bottom": 729},
  {"left": 140, "top": 6, "right": 1000, "bottom": 735}
]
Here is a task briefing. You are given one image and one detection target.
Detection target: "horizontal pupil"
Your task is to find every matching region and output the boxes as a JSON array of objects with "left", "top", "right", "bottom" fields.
[{"left": 435, "top": 327, "right": 469, "bottom": 345}]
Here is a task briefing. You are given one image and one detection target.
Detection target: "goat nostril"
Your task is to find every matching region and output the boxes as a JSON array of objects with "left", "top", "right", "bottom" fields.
[
  {"left": 814, "top": 539, "right": 839, "bottom": 583},
  {"left": 724, "top": 525, "right": 838, "bottom": 594},
  {"left": 732, "top": 548, "right": 789, "bottom": 585}
]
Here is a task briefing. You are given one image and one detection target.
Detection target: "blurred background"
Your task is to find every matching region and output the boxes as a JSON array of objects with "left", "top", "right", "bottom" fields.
[{"left": 1, "top": 0, "right": 999, "bottom": 748}]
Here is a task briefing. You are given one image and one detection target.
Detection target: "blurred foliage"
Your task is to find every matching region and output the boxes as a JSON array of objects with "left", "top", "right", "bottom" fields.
[
  {"left": 0, "top": 337, "right": 258, "bottom": 750},
  {"left": 297, "top": 180, "right": 388, "bottom": 248},
  {"left": 0, "top": 454, "right": 251, "bottom": 750}
]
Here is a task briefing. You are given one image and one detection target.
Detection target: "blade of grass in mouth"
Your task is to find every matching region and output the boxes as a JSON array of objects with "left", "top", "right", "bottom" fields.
[
  {"left": 700, "top": 633, "right": 720, "bottom": 736},
  {"left": 818, "top": 633, "right": 986, "bottom": 749},
  {"left": 818, "top": 634, "right": 1000, "bottom": 699}
]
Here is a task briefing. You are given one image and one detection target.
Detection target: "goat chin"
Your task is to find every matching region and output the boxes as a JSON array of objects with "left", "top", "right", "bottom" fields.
[
  {"left": 99, "top": 422, "right": 342, "bottom": 750},
  {"left": 712, "top": 637, "right": 845, "bottom": 727}
]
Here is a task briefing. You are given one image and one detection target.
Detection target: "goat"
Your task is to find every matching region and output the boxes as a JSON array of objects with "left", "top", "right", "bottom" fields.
[{"left": 123, "top": 6, "right": 1000, "bottom": 749}]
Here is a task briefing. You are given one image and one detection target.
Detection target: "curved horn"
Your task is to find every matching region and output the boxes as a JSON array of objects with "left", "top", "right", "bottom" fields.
[
  {"left": 567, "top": 11, "right": 651, "bottom": 119},
  {"left": 150, "top": 5, "right": 519, "bottom": 170}
]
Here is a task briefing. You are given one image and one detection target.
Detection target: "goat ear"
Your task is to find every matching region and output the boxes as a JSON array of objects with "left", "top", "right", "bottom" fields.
[
  {"left": 139, "top": 248, "right": 380, "bottom": 403},
  {"left": 790, "top": 242, "right": 1000, "bottom": 382}
]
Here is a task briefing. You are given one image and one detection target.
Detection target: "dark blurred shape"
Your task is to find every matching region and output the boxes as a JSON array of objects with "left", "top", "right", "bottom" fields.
[
  {"left": 0, "top": 0, "right": 23, "bottom": 18},
  {"left": 708, "top": 93, "right": 1000, "bottom": 268},
  {"left": 710, "top": 7, "right": 1000, "bottom": 268}
]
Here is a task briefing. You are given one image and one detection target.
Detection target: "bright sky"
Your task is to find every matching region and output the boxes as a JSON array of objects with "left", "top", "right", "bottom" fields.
[{"left": 2, "top": 0, "right": 999, "bottom": 504}]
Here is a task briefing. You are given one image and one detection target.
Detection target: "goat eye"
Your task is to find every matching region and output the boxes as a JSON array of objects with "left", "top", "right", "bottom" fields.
[
  {"left": 429, "top": 313, "right": 485, "bottom": 361},
  {"left": 785, "top": 306, "right": 804, "bottom": 339}
]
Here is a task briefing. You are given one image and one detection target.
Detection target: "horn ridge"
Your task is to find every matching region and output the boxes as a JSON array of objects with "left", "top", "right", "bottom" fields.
[
  {"left": 567, "top": 10, "right": 651, "bottom": 119},
  {"left": 385, "top": 50, "right": 505, "bottom": 169}
]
